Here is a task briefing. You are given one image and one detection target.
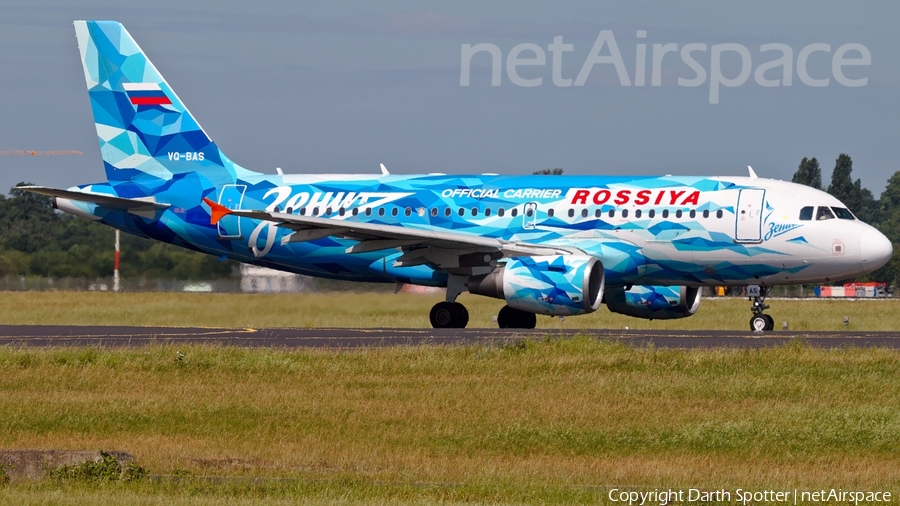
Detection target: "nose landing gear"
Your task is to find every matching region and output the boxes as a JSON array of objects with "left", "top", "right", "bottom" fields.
[{"left": 748, "top": 284, "right": 774, "bottom": 332}]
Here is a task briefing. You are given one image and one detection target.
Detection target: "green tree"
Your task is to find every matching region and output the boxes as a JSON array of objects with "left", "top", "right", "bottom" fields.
[
  {"left": 533, "top": 168, "right": 564, "bottom": 175},
  {"left": 791, "top": 157, "right": 822, "bottom": 189},
  {"left": 826, "top": 153, "right": 862, "bottom": 213}
]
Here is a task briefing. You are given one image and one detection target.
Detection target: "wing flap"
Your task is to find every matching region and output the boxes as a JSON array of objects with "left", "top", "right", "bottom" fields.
[{"left": 21, "top": 186, "right": 170, "bottom": 215}]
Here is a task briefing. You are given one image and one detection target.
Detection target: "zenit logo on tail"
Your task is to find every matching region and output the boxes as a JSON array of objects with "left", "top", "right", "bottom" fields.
[{"left": 122, "top": 83, "right": 171, "bottom": 106}]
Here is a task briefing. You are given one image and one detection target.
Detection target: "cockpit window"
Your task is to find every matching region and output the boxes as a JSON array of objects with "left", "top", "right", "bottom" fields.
[
  {"left": 831, "top": 207, "right": 856, "bottom": 220},
  {"left": 816, "top": 206, "right": 835, "bottom": 221},
  {"left": 799, "top": 206, "right": 814, "bottom": 221}
]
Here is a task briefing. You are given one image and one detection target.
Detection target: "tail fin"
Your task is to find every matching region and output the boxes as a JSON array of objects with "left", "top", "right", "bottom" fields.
[{"left": 74, "top": 20, "right": 259, "bottom": 186}]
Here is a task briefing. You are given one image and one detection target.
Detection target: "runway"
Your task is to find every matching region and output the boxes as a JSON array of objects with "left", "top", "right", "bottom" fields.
[{"left": 0, "top": 325, "right": 899, "bottom": 349}]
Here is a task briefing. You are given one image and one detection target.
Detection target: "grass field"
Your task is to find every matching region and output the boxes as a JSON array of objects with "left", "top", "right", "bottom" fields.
[
  {"left": 0, "top": 292, "right": 899, "bottom": 504},
  {"left": 0, "top": 340, "right": 899, "bottom": 504},
  {"left": 0, "top": 290, "right": 897, "bottom": 331}
]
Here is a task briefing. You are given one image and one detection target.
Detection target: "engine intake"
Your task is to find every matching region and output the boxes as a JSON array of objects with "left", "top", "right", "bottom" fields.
[
  {"left": 605, "top": 285, "right": 701, "bottom": 320},
  {"left": 469, "top": 255, "right": 604, "bottom": 316}
]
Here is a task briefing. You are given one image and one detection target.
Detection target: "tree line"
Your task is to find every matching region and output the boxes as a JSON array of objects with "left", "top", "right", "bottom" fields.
[{"left": 0, "top": 184, "right": 235, "bottom": 280}]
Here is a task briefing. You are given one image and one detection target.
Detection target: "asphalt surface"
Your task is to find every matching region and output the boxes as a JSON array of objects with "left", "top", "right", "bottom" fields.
[{"left": 0, "top": 325, "right": 899, "bottom": 349}]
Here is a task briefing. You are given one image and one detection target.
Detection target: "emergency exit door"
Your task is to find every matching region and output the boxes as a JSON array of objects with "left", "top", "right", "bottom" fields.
[{"left": 217, "top": 184, "right": 246, "bottom": 239}]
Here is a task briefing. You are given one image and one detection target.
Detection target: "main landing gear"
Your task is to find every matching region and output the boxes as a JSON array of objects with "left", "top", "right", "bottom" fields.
[
  {"left": 497, "top": 305, "right": 536, "bottom": 329},
  {"left": 430, "top": 275, "right": 470, "bottom": 329},
  {"left": 748, "top": 284, "right": 774, "bottom": 332}
]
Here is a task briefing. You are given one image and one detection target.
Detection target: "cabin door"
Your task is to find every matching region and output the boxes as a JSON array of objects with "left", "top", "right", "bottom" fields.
[{"left": 734, "top": 189, "right": 765, "bottom": 243}]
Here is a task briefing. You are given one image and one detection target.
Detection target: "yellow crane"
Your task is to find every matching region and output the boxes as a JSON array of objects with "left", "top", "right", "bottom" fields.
[{"left": 0, "top": 146, "right": 82, "bottom": 156}]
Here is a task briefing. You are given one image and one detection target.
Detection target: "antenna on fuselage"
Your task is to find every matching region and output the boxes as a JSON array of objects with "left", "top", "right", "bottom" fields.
[
  {"left": 747, "top": 165, "right": 758, "bottom": 179},
  {"left": 380, "top": 163, "right": 390, "bottom": 175}
]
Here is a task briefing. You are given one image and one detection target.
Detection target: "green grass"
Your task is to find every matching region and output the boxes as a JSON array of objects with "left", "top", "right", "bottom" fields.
[
  {"left": 0, "top": 291, "right": 896, "bottom": 330},
  {"left": 1, "top": 341, "right": 899, "bottom": 504}
]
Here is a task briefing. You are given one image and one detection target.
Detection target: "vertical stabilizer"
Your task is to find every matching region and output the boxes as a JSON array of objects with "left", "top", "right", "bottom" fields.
[{"left": 74, "top": 20, "right": 259, "bottom": 188}]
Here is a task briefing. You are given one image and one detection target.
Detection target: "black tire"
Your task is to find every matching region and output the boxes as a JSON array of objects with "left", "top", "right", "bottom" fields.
[
  {"left": 430, "top": 301, "right": 468, "bottom": 328},
  {"left": 498, "top": 305, "right": 537, "bottom": 329},
  {"left": 763, "top": 314, "right": 775, "bottom": 331},
  {"left": 453, "top": 303, "right": 469, "bottom": 328},
  {"left": 750, "top": 314, "right": 769, "bottom": 332}
]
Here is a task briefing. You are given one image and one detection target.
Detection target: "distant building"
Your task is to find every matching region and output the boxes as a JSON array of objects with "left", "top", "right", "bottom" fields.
[{"left": 240, "top": 264, "right": 309, "bottom": 293}]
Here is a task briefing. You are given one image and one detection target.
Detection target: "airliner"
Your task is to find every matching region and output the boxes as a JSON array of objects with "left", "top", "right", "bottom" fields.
[{"left": 23, "top": 21, "right": 893, "bottom": 331}]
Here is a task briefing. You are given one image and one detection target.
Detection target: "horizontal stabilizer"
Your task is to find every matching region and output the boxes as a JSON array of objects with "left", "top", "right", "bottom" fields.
[{"left": 20, "top": 186, "right": 170, "bottom": 217}]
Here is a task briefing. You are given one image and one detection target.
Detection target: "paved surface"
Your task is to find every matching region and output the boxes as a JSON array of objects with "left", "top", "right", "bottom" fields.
[{"left": 0, "top": 325, "right": 899, "bottom": 348}]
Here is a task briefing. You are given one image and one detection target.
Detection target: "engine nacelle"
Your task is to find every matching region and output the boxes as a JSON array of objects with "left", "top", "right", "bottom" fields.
[
  {"left": 605, "top": 285, "right": 701, "bottom": 320},
  {"left": 469, "top": 255, "right": 604, "bottom": 316}
]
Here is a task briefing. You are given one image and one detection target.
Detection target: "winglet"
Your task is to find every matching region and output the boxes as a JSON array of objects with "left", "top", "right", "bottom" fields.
[
  {"left": 203, "top": 197, "right": 232, "bottom": 225},
  {"left": 747, "top": 165, "right": 758, "bottom": 179},
  {"left": 380, "top": 163, "right": 390, "bottom": 175}
]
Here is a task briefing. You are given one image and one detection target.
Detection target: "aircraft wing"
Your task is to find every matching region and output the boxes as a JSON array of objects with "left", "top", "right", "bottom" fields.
[
  {"left": 20, "top": 186, "right": 170, "bottom": 218},
  {"left": 203, "top": 198, "right": 577, "bottom": 260}
]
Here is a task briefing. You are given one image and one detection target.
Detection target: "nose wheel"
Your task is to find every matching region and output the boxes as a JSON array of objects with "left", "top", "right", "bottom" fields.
[{"left": 748, "top": 285, "right": 774, "bottom": 332}]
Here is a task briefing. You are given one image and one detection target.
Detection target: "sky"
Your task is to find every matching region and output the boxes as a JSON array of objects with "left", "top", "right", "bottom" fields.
[{"left": 1, "top": 1, "right": 898, "bottom": 197}]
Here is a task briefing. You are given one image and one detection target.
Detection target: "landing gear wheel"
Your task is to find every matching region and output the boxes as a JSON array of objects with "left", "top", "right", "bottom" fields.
[
  {"left": 763, "top": 314, "right": 774, "bottom": 331},
  {"left": 750, "top": 314, "right": 768, "bottom": 332},
  {"left": 497, "top": 305, "right": 537, "bottom": 329},
  {"left": 430, "top": 301, "right": 469, "bottom": 328}
]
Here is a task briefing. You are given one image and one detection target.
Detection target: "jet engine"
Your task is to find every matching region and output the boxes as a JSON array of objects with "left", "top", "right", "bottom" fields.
[
  {"left": 605, "top": 285, "right": 701, "bottom": 320},
  {"left": 468, "top": 255, "right": 604, "bottom": 316}
]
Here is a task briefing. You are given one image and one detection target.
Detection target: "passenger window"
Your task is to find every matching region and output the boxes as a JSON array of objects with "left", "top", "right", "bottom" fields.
[
  {"left": 568, "top": 209, "right": 575, "bottom": 218},
  {"left": 547, "top": 209, "right": 554, "bottom": 217},
  {"left": 392, "top": 208, "right": 399, "bottom": 217},
  {"left": 339, "top": 208, "right": 345, "bottom": 216},
  {"left": 595, "top": 209, "right": 602, "bottom": 218},
  {"left": 832, "top": 207, "right": 855, "bottom": 220},
  {"left": 325, "top": 208, "right": 332, "bottom": 216},
  {"left": 689, "top": 210, "right": 696, "bottom": 218},
  {"left": 404, "top": 207, "right": 411, "bottom": 217},
  {"left": 716, "top": 209, "right": 723, "bottom": 219},
  {"left": 608, "top": 209, "right": 615, "bottom": 218},
  {"left": 378, "top": 208, "right": 385, "bottom": 216},
  {"left": 662, "top": 210, "right": 669, "bottom": 218},
  {"left": 431, "top": 208, "right": 438, "bottom": 217},
  {"left": 648, "top": 209, "right": 655, "bottom": 218},
  {"left": 635, "top": 209, "right": 642, "bottom": 218},
  {"left": 816, "top": 206, "right": 835, "bottom": 220},
  {"left": 458, "top": 208, "right": 465, "bottom": 216},
  {"left": 582, "top": 209, "right": 588, "bottom": 218},
  {"left": 511, "top": 208, "right": 518, "bottom": 217},
  {"left": 471, "top": 208, "right": 478, "bottom": 216},
  {"left": 364, "top": 208, "right": 371, "bottom": 216},
  {"left": 675, "top": 210, "right": 683, "bottom": 218},
  {"left": 299, "top": 208, "right": 306, "bottom": 216},
  {"left": 418, "top": 207, "right": 425, "bottom": 217},
  {"left": 444, "top": 208, "right": 451, "bottom": 217},
  {"left": 525, "top": 208, "right": 533, "bottom": 217},
  {"left": 799, "top": 206, "right": 814, "bottom": 221},
  {"left": 702, "top": 210, "right": 709, "bottom": 218},
  {"left": 498, "top": 208, "right": 505, "bottom": 217},
  {"left": 485, "top": 208, "right": 492, "bottom": 217},
  {"left": 622, "top": 209, "right": 629, "bottom": 218},
  {"left": 352, "top": 208, "right": 358, "bottom": 216}
]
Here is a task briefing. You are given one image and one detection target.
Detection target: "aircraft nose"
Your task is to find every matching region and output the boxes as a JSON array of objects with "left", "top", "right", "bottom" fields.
[{"left": 860, "top": 228, "right": 893, "bottom": 274}]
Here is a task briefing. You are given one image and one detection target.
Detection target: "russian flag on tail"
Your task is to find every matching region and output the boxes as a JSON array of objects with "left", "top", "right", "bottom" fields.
[{"left": 123, "top": 82, "right": 171, "bottom": 106}]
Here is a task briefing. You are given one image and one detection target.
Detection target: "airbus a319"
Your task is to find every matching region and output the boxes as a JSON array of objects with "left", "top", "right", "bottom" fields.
[{"left": 24, "top": 21, "right": 893, "bottom": 331}]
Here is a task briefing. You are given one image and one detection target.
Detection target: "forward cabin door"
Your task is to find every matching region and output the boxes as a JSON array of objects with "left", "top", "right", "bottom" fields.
[
  {"left": 734, "top": 189, "right": 765, "bottom": 243},
  {"left": 217, "top": 184, "right": 246, "bottom": 239}
]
